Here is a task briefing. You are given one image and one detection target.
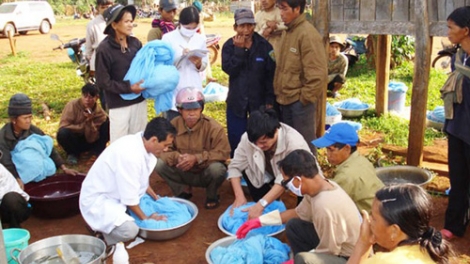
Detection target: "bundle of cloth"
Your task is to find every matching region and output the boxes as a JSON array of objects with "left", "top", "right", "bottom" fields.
[
  {"left": 426, "top": 106, "right": 445, "bottom": 123},
  {"left": 130, "top": 194, "right": 192, "bottom": 229},
  {"left": 203, "top": 82, "right": 229, "bottom": 103},
  {"left": 11, "top": 134, "right": 56, "bottom": 184},
  {"left": 221, "top": 201, "right": 286, "bottom": 236},
  {"left": 326, "top": 102, "right": 341, "bottom": 116},
  {"left": 122, "top": 40, "right": 180, "bottom": 114},
  {"left": 210, "top": 234, "right": 291, "bottom": 264},
  {"left": 334, "top": 98, "right": 369, "bottom": 110}
]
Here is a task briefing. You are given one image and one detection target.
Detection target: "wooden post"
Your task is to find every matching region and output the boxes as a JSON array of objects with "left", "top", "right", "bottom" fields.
[
  {"left": 314, "top": 0, "right": 329, "bottom": 137},
  {"left": 407, "top": 0, "right": 431, "bottom": 166},
  {"left": 375, "top": 35, "right": 391, "bottom": 116},
  {"left": 7, "top": 30, "right": 16, "bottom": 56}
]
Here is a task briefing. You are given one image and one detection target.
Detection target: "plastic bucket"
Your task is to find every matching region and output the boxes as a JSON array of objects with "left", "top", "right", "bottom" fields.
[
  {"left": 3, "top": 228, "right": 30, "bottom": 264},
  {"left": 388, "top": 82, "right": 407, "bottom": 113},
  {"left": 325, "top": 114, "right": 342, "bottom": 130}
]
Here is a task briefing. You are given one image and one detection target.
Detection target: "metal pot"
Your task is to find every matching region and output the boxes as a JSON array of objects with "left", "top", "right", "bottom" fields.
[
  {"left": 375, "top": 165, "right": 433, "bottom": 186},
  {"left": 138, "top": 197, "right": 199, "bottom": 241},
  {"left": 12, "top": 234, "right": 108, "bottom": 264}
]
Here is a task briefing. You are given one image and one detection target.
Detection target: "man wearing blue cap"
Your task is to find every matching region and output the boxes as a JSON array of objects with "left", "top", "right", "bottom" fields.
[{"left": 311, "top": 122, "right": 383, "bottom": 212}]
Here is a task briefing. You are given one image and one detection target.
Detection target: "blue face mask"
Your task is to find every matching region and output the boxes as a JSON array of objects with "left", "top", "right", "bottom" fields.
[{"left": 287, "top": 176, "right": 303, "bottom": 197}]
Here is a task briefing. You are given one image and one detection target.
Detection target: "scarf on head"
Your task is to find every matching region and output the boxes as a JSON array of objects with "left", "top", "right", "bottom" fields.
[
  {"left": 151, "top": 19, "right": 175, "bottom": 34},
  {"left": 440, "top": 48, "right": 470, "bottom": 119}
]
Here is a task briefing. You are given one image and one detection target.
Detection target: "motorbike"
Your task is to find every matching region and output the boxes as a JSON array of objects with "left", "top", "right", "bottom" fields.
[
  {"left": 51, "top": 33, "right": 93, "bottom": 83},
  {"left": 206, "top": 34, "right": 221, "bottom": 65},
  {"left": 432, "top": 43, "right": 458, "bottom": 71}
]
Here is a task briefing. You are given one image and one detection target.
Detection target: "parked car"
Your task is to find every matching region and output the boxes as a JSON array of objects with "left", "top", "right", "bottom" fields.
[{"left": 0, "top": 1, "right": 56, "bottom": 36}]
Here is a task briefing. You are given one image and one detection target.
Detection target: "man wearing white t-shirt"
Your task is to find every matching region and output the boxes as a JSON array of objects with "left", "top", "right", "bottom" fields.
[{"left": 79, "top": 117, "right": 176, "bottom": 245}]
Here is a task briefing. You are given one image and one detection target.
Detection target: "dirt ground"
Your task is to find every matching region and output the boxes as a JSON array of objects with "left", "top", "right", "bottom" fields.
[{"left": 1, "top": 19, "right": 470, "bottom": 264}]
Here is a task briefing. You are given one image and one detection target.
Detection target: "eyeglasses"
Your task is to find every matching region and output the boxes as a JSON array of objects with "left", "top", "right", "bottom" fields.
[{"left": 281, "top": 177, "right": 294, "bottom": 189}]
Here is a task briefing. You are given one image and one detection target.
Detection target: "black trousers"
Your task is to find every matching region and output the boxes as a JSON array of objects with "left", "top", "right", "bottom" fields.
[
  {"left": 327, "top": 74, "right": 346, "bottom": 91},
  {"left": 445, "top": 133, "right": 470, "bottom": 236},
  {"left": 1, "top": 192, "right": 31, "bottom": 228},
  {"left": 57, "top": 119, "right": 109, "bottom": 156},
  {"left": 285, "top": 218, "right": 319, "bottom": 255},
  {"left": 242, "top": 172, "right": 274, "bottom": 202}
]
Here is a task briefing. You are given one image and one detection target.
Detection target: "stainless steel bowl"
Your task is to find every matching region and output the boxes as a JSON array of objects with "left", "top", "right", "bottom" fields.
[
  {"left": 376, "top": 165, "right": 433, "bottom": 186},
  {"left": 217, "top": 213, "right": 285, "bottom": 237},
  {"left": 426, "top": 118, "right": 444, "bottom": 131},
  {"left": 13, "top": 234, "right": 107, "bottom": 264},
  {"left": 205, "top": 236, "right": 236, "bottom": 264},
  {"left": 138, "top": 197, "right": 198, "bottom": 241},
  {"left": 336, "top": 107, "right": 369, "bottom": 118}
]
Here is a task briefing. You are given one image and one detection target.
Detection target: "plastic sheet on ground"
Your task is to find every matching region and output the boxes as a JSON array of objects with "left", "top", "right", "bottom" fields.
[
  {"left": 221, "top": 201, "right": 286, "bottom": 236},
  {"left": 130, "top": 195, "right": 192, "bottom": 229},
  {"left": 210, "top": 234, "right": 290, "bottom": 264}
]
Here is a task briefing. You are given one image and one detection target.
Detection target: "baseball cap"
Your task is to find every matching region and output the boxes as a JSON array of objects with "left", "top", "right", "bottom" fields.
[
  {"left": 103, "top": 4, "right": 136, "bottom": 34},
  {"left": 311, "top": 122, "right": 359, "bottom": 148},
  {"left": 160, "top": 0, "right": 177, "bottom": 12},
  {"left": 234, "top": 8, "right": 255, "bottom": 25}
]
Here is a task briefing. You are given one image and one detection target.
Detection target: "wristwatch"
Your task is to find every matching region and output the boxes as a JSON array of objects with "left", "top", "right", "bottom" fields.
[{"left": 259, "top": 198, "right": 268, "bottom": 208}]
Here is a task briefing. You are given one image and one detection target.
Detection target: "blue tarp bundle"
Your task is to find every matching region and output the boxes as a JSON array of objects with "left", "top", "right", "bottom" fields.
[
  {"left": 221, "top": 201, "right": 286, "bottom": 236},
  {"left": 122, "top": 40, "right": 180, "bottom": 114},
  {"left": 334, "top": 98, "right": 369, "bottom": 110},
  {"left": 427, "top": 106, "right": 445, "bottom": 123},
  {"left": 210, "top": 234, "right": 291, "bottom": 264},
  {"left": 130, "top": 195, "right": 192, "bottom": 229},
  {"left": 326, "top": 102, "right": 341, "bottom": 116},
  {"left": 388, "top": 81, "right": 408, "bottom": 93},
  {"left": 11, "top": 134, "right": 56, "bottom": 184}
]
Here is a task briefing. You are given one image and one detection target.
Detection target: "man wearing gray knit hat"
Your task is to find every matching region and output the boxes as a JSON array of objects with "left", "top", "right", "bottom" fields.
[
  {"left": 0, "top": 93, "right": 79, "bottom": 192},
  {"left": 8, "top": 93, "right": 32, "bottom": 117}
]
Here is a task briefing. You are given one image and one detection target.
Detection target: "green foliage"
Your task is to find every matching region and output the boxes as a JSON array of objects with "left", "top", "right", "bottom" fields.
[{"left": 391, "top": 35, "right": 415, "bottom": 67}]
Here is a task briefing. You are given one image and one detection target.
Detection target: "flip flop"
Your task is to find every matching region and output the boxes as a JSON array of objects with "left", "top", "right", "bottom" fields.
[
  {"left": 177, "top": 192, "right": 193, "bottom": 200},
  {"left": 204, "top": 196, "right": 220, "bottom": 210}
]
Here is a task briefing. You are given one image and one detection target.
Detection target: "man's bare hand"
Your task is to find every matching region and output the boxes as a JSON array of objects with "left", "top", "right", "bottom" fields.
[
  {"left": 149, "top": 213, "right": 167, "bottom": 221},
  {"left": 229, "top": 196, "right": 248, "bottom": 216},
  {"left": 176, "top": 154, "right": 197, "bottom": 171},
  {"left": 130, "top": 79, "right": 145, "bottom": 94}
]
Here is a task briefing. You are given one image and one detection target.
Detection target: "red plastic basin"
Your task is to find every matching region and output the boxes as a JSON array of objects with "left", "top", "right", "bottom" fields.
[{"left": 24, "top": 173, "right": 86, "bottom": 219}]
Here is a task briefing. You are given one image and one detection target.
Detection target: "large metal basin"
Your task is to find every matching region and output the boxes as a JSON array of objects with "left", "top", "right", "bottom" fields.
[
  {"left": 376, "top": 165, "right": 433, "bottom": 186},
  {"left": 138, "top": 197, "right": 198, "bottom": 241},
  {"left": 13, "top": 234, "right": 107, "bottom": 264},
  {"left": 205, "top": 236, "right": 236, "bottom": 264}
]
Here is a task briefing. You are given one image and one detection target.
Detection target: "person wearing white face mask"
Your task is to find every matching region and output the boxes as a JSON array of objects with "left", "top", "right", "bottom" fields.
[
  {"left": 237, "top": 149, "right": 361, "bottom": 264},
  {"left": 162, "top": 6, "right": 208, "bottom": 121}
]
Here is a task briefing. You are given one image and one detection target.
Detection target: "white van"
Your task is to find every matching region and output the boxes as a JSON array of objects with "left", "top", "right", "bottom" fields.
[{"left": 0, "top": 1, "right": 56, "bottom": 36}]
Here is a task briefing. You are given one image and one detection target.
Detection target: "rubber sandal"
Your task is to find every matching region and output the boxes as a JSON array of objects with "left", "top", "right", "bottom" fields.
[
  {"left": 177, "top": 192, "right": 193, "bottom": 200},
  {"left": 204, "top": 197, "right": 220, "bottom": 210}
]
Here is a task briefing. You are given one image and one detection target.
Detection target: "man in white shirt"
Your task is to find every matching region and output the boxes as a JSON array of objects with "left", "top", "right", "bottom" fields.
[
  {"left": 0, "top": 150, "right": 30, "bottom": 228},
  {"left": 79, "top": 117, "right": 176, "bottom": 245}
]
